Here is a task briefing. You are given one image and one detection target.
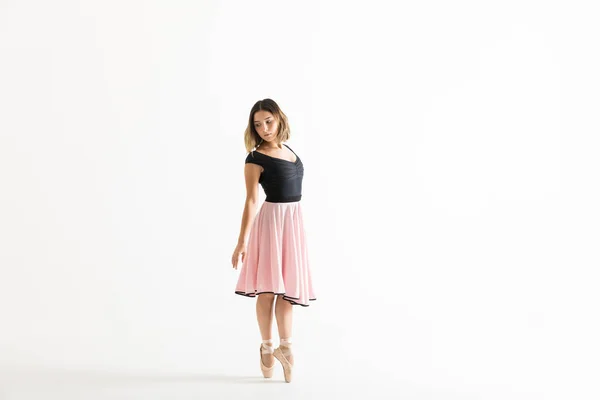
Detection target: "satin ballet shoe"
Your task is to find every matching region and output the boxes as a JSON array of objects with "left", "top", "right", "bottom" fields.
[
  {"left": 260, "top": 341, "right": 275, "bottom": 378},
  {"left": 273, "top": 342, "right": 293, "bottom": 383}
]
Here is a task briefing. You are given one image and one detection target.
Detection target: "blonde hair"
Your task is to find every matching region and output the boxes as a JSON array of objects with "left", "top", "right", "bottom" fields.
[{"left": 244, "top": 99, "right": 290, "bottom": 153}]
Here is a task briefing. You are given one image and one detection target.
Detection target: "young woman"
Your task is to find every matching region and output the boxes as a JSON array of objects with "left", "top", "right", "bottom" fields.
[{"left": 231, "top": 98, "right": 316, "bottom": 383}]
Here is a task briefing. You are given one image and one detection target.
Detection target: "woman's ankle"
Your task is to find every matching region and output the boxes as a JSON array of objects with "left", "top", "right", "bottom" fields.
[
  {"left": 261, "top": 339, "right": 274, "bottom": 354},
  {"left": 278, "top": 338, "right": 293, "bottom": 357}
]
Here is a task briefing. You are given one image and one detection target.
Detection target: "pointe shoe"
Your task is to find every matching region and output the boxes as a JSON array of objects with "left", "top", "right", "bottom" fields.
[
  {"left": 260, "top": 343, "right": 275, "bottom": 378},
  {"left": 273, "top": 345, "right": 293, "bottom": 383}
]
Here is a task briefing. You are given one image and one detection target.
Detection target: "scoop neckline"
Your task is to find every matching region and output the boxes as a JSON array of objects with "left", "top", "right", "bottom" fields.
[{"left": 254, "top": 144, "right": 299, "bottom": 164}]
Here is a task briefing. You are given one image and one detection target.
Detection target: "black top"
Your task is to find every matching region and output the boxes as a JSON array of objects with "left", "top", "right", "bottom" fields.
[{"left": 245, "top": 144, "right": 304, "bottom": 203}]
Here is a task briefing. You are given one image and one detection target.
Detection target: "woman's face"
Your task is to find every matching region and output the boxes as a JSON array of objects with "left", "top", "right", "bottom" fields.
[{"left": 253, "top": 110, "right": 279, "bottom": 142}]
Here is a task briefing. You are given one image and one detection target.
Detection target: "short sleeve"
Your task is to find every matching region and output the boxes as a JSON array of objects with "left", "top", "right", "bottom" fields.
[{"left": 245, "top": 151, "right": 264, "bottom": 167}]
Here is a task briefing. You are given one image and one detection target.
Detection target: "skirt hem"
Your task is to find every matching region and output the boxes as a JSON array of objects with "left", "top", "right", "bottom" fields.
[{"left": 234, "top": 290, "right": 317, "bottom": 307}]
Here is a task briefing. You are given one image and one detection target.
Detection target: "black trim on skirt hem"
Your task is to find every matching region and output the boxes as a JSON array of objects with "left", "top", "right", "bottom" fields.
[{"left": 235, "top": 291, "right": 317, "bottom": 307}]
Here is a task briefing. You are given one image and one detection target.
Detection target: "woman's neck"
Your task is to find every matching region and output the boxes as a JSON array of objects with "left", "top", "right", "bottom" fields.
[{"left": 259, "top": 142, "right": 282, "bottom": 150}]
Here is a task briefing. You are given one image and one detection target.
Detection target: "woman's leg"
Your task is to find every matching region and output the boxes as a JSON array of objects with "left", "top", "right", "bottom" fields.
[
  {"left": 275, "top": 296, "right": 294, "bottom": 364},
  {"left": 256, "top": 293, "right": 275, "bottom": 367}
]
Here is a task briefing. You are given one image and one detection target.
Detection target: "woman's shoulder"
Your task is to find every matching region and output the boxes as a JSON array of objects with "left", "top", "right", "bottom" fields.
[
  {"left": 245, "top": 150, "right": 265, "bottom": 164},
  {"left": 282, "top": 142, "right": 299, "bottom": 155}
]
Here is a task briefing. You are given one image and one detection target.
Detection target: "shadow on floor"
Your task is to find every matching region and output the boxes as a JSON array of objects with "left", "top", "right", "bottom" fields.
[{"left": 0, "top": 365, "right": 284, "bottom": 387}]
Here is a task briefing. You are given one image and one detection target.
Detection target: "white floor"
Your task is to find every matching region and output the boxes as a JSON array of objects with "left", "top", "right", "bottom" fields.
[
  {"left": 0, "top": 362, "right": 505, "bottom": 400},
  {"left": 1, "top": 305, "right": 593, "bottom": 400}
]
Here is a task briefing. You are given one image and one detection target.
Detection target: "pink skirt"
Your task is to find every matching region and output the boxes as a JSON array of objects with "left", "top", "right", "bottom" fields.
[{"left": 235, "top": 200, "right": 317, "bottom": 307}]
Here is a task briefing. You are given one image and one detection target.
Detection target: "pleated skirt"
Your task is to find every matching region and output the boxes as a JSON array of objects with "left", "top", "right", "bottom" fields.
[{"left": 235, "top": 200, "right": 317, "bottom": 306}]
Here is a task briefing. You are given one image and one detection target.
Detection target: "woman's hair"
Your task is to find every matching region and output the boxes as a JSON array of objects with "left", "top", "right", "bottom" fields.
[{"left": 244, "top": 98, "right": 290, "bottom": 152}]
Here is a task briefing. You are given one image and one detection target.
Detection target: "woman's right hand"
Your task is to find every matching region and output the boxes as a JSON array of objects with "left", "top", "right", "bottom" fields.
[{"left": 231, "top": 242, "right": 247, "bottom": 270}]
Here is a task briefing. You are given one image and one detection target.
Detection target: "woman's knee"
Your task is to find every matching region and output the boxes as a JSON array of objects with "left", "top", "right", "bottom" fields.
[{"left": 257, "top": 293, "right": 275, "bottom": 303}]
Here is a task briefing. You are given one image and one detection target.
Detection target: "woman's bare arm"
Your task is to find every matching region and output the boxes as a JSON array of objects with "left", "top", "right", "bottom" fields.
[
  {"left": 231, "top": 163, "right": 262, "bottom": 269},
  {"left": 237, "top": 163, "right": 262, "bottom": 245}
]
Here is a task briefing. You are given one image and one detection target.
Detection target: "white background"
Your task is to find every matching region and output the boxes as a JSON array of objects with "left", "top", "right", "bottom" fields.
[{"left": 1, "top": 1, "right": 598, "bottom": 399}]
